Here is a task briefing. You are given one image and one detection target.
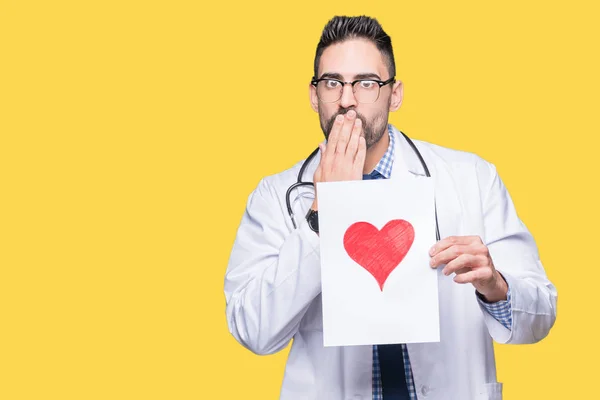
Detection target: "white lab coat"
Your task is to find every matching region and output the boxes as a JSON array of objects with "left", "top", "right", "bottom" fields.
[{"left": 224, "top": 125, "right": 557, "bottom": 400}]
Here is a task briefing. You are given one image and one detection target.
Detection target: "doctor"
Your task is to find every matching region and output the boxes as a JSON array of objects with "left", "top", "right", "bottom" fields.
[{"left": 224, "top": 15, "right": 557, "bottom": 400}]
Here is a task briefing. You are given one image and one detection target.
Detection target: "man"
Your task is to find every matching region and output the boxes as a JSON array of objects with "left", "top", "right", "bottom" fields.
[{"left": 224, "top": 15, "right": 557, "bottom": 400}]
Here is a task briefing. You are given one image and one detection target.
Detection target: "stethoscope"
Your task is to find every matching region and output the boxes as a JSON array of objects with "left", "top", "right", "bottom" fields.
[{"left": 285, "top": 131, "right": 441, "bottom": 241}]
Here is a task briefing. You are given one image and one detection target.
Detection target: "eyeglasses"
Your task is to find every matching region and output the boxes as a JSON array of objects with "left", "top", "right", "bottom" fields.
[{"left": 310, "top": 76, "right": 395, "bottom": 104}]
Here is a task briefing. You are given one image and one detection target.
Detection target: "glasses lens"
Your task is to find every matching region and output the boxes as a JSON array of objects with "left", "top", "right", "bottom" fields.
[
  {"left": 354, "top": 80, "right": 380, "bottom": 104},
  {"left": 316, "top": 80, "right": 343, "bottom": 103}
]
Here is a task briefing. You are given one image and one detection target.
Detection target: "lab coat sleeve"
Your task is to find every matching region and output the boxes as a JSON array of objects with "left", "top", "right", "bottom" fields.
[
  {"left": 475, "top": 158, "right": 557, "bottom": 344},
  {"left": 477, "top": 287, "right": 512, "bottom": 330},
  {"left": 224, "top": 177, "right": 322, "bottom": 355}
]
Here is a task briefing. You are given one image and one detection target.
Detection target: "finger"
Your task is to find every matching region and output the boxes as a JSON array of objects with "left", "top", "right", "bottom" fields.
[
  {"left": 325, "top": 115, "right": 344, "bottom": 153},
  {"left": 471, "top": 242, "right": 489, "bottom": 256},
  {"left": 429, "top": 244, "right": 471, "bottom": 268},
  {"left": 429, "top": 235, "right": 481, "bottom": 257},
  {"left": 322, "top": 116, "right": 343, "bottom": 171},
  {"left": 335, "top": 110, "right": 356, "bottom": 156},
  {"left": 327, "top": 114, "right": 344, "bottom": 147},
  {"left": 345, "top": 118, "right": 361, "bottom": 160},
  {"left": 442, "top": 254, "right": 483, "bottom": 276},
  {"left": 353, "top": 136, "right": 367, "bottom": 176},
  {"left": 453, "top": 269, "right": 488, "bottom": 284},
  {"left": 454, "top": 268, "right": 471, "bottom": 277}
]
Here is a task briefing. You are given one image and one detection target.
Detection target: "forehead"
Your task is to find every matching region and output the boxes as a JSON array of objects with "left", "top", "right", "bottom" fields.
[{"left": 317, "top": 39, "right": 388, "bottom": 79}]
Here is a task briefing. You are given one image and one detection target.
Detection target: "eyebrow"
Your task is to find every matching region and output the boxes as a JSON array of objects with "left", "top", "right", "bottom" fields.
[{"left": 319, "top": 72, "right": 382, "bottom": 81}]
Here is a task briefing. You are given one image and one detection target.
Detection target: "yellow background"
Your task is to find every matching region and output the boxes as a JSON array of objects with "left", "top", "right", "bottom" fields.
[{"left": 1, "top": 0, "right": 598, "bottom": 398}]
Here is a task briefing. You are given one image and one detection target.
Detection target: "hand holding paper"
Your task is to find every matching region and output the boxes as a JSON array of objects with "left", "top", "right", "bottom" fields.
[{"left": 429, "top": 236, "right": 508, "bottom": 302}]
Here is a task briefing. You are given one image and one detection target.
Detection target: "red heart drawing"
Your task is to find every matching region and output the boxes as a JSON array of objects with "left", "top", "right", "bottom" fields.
[{"left": 343, "top": 220, "right": 415, "bottom": 291}]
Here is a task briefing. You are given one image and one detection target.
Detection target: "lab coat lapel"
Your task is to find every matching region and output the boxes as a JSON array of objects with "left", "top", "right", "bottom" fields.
[
  {"left": 389, "top": 125, "right": 427, "bottom": 179},
  {"left": 389, "top": 125, "right": 464, "bottom": 240}
]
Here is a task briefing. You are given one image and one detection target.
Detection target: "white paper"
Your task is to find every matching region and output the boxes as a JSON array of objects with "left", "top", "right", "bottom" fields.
[{"left": 318, "top": 175, "right": 440, "bottom": 347}]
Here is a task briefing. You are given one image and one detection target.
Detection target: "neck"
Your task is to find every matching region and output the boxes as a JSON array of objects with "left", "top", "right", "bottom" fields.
[{"left": 363, "top": 129, "right": 390, "bottom": 174}]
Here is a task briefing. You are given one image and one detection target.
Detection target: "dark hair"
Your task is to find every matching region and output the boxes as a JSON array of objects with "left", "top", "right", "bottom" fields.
[{"left": 313, "top": 16, "right": 396, "bottom": 79}]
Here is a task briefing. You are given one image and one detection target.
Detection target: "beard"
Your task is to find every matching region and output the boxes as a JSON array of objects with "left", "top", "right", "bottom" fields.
[{"left": 319, "top": 106, "right": 389, "bottom": 149}]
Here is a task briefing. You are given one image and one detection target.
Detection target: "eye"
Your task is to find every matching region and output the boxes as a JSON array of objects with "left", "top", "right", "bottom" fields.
[
  {"left": 359, "top": 80, "right": 376, "bottom": 89},
  {"left": 325, "top": 80, "right": 340, "bottom": 89}
]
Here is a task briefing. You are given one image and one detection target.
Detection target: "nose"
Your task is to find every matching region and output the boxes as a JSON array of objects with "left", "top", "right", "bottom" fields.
[{"left": 339, "top": 83, "right": 358, "bottom": 108}]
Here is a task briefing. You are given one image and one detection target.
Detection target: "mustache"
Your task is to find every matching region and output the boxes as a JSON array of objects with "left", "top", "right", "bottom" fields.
[{"left": 325, "top": 109, "right": 368, "bottom": 138}]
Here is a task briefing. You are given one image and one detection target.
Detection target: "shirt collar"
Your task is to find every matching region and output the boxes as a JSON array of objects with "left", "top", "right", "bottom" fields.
[{"left": 371, "top": 125, "right": 395, "bottom": 179}]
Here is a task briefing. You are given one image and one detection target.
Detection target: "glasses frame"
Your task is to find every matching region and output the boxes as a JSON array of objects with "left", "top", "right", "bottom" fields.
[{"left": 310, "top": 76, "right": 396, "bottom": 104}]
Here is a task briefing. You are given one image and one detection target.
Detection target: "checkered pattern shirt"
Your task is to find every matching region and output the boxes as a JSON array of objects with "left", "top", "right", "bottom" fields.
[{"left": 369, "top": 125, "right": 514, "bottom": 400}]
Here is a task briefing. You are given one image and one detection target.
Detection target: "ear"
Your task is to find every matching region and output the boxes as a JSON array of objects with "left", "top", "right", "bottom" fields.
[
  {"left": 388, "top": 80, "right": 403, "bottom": 112},
  {"left": 309, "top": 83, "right": 319, "bottom": 113}
]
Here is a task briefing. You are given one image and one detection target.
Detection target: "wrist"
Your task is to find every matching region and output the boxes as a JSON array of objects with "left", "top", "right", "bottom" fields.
[{"left": 478, "top": 272, "right": 508, "bottom": 303}]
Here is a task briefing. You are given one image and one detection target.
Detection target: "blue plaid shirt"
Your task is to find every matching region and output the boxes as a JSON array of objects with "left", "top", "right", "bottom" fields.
[{"left": 368, "top": 125, "right": 513, "bottom": 400}]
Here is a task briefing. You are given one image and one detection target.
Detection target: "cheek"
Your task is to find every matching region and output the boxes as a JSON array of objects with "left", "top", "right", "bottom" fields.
[
  {"left": 374, "top": 103, "right": 391, "bottom": 120},
  {"left": 375, "top": 94, "right": 392, "bottom": 110},
  {"left": 318, "top": 104, "right": 337, "bottom": 120}
]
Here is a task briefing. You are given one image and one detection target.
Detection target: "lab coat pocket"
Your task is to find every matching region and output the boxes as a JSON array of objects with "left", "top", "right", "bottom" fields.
[{"left": 477, "top": 382, "right": 503, "bottom": 400}]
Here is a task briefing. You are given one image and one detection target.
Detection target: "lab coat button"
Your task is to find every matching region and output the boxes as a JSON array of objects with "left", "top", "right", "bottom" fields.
[{"left": 420, "top": 385, "right": 430, "bottom": 396}]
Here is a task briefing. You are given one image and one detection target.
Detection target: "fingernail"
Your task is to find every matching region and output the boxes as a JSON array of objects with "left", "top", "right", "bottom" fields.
[
  {"left": 355, "top": 118, "right": 361, "bottom": 126},
  {"left": 347, "top": 110, "right": 356, "bottom": 118},
  {"left": 336, "top": 114, "right": 343, "bottom": 122}
]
